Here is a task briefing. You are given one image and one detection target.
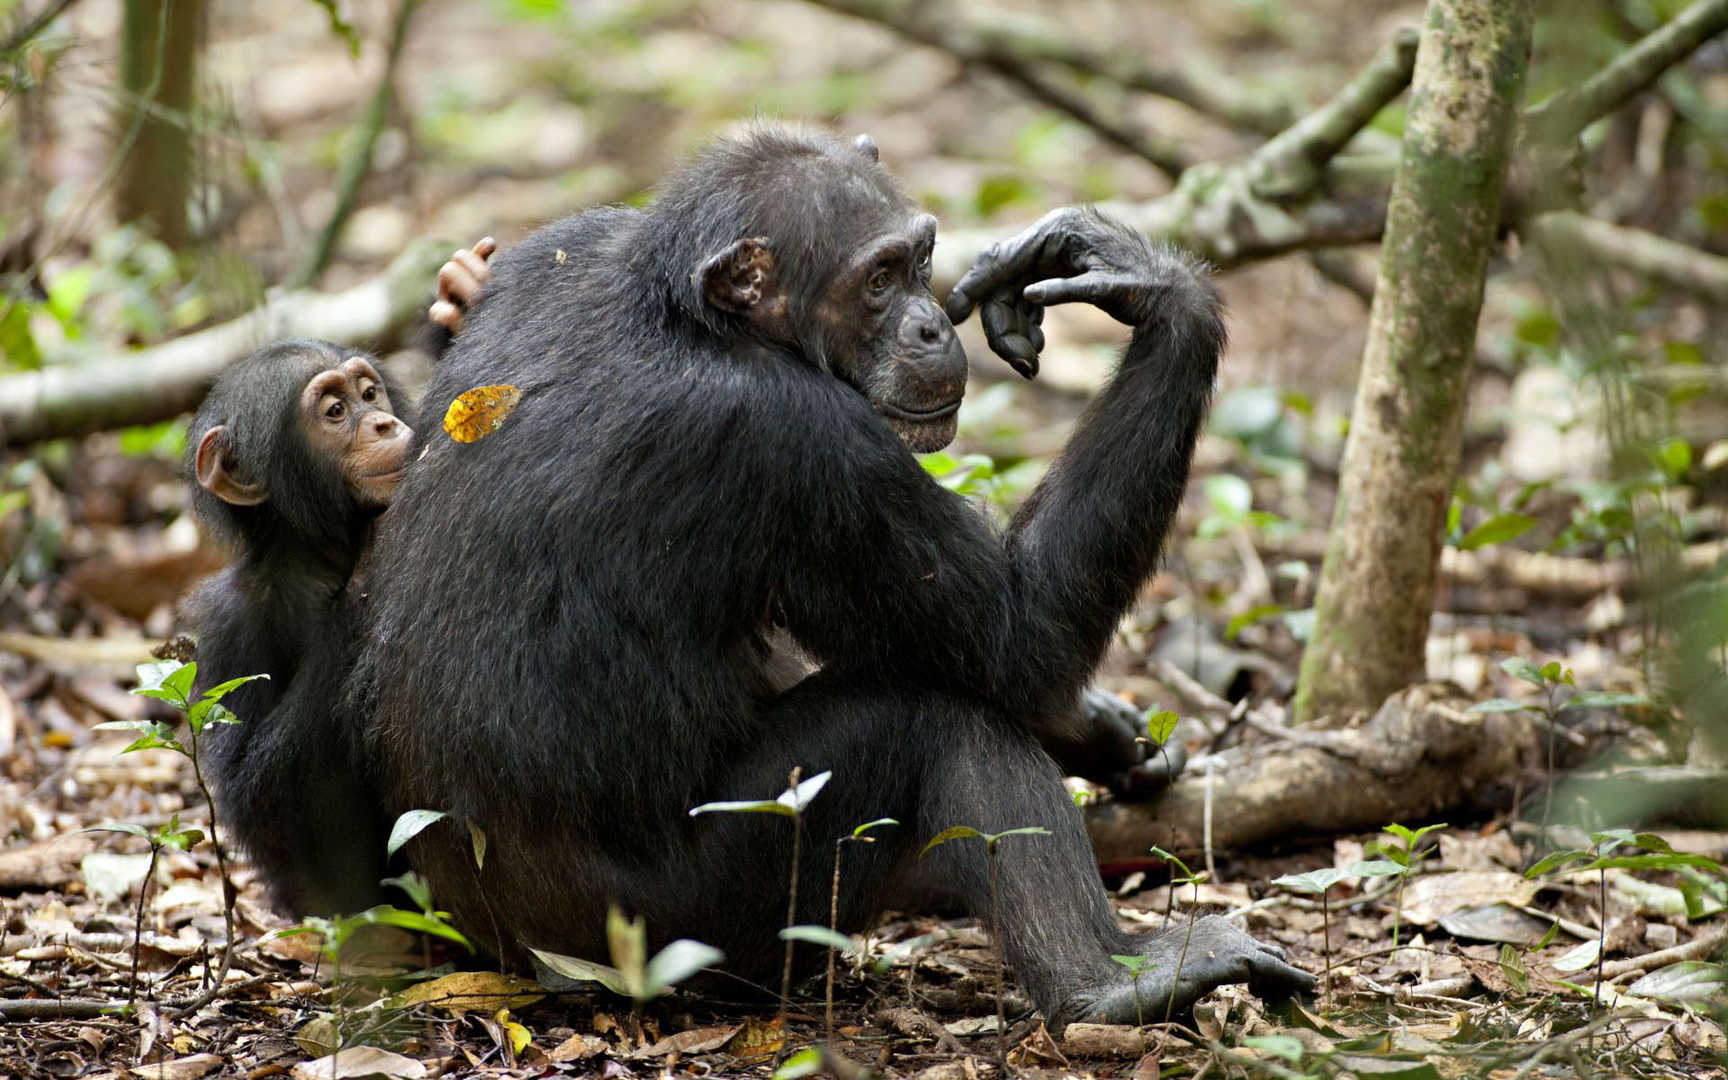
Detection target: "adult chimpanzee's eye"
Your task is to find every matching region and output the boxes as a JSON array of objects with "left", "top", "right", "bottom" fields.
[
  {"left": 869, "top": 268, "right": 894, "bottom": 293},
  {"left": 326, "top": 401, "right": 345, "bottom": 420},
  {"left": 918, "top": 252, "right": 933, "bottom": 280}
]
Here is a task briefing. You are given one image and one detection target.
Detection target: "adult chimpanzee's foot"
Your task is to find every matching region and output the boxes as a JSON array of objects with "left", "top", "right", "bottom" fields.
[{"left": 1059, "top": 916, "right": 1315, "bottom": 1028}]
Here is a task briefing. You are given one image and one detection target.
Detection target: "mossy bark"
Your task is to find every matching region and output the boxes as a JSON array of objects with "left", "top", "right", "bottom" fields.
[
  {"left": 116, "top": 0, "right": 202, "bottom": 246},
  {"left": 1294, "top": 0, "right": 1533, "bottom": 724}
]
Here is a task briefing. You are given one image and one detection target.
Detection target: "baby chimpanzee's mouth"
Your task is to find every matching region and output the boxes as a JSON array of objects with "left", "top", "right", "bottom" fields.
[{"left": 877, "top": 398, "right": 962, "bottom": 422}]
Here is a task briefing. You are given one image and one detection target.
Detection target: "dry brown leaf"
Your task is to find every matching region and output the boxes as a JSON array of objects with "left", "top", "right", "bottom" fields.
[
  {"left": 291, "top": 1046, "right": 428, "bottom": 1080},
  {"left": 443, "top": 384, "right": 523, "bottom": 443},
  {"left": 128, "top": 1054, "right": 224, "bottom": 1080},
  {"left": 633, "top": 1024, "right": 742, "bottom": 1058},
  {"left": 392, "top": 970, "right": 544, "bottom": 1013},
  {"left": 548, "top": 1033, "right": 609, "bottom": 1063},
  {"left": 723, "top": 1016, "right": 783, "bottom": 1059}
]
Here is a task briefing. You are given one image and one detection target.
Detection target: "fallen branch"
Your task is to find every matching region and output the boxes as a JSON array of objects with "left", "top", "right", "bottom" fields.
[
  {"left": 0, "top": 239, "right": 445, "bottom": 446},
  {"left": 1084, "top": 683, "right": 1621, "bottom": 863},
  {"left": 1529, "top": 210, "right": 1728, "bottom": 303}
]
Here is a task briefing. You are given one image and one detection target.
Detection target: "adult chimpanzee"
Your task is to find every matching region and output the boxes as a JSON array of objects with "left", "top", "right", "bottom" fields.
[{"left": 357, "top": 125, "right": 1312, "bottom": 1025}]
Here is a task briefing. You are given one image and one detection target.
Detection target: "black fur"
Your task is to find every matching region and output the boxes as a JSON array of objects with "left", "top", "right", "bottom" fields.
[
  {"left": 182, "top": 340, "right": 392, "bottom": 916},
  {"left": 351, "top": 126, "right": 1299, "bottom": 1022}
]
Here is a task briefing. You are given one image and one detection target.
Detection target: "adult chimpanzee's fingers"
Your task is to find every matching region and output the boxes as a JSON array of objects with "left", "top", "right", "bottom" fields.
[
  {"left": 1250, "top": 948, "right": 1318, "bottom": 997},
  {"left": 979, "top": 295, "right": 1039, "bottom": 377},
  {"left": 1023, "top": 271, "right": 1114, "bottom": 309}
]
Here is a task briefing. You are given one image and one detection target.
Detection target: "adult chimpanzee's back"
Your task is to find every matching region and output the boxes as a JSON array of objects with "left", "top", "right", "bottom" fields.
[{"left": 357, "top": 125, "right": 1311, "bottom": 1025}]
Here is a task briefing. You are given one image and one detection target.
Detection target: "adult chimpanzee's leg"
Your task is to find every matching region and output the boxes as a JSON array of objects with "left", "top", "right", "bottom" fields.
[{"left": 669, "top": 672, "right": 1289, "bottom": 1026}]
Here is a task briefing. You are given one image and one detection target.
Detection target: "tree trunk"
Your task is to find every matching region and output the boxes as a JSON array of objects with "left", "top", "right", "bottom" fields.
[
  {"left": 116, "top": 0, "right": 202, "bottom": 246},
  {"left": 1294, "top": 0, "right": 1533, "bottom": 724}
]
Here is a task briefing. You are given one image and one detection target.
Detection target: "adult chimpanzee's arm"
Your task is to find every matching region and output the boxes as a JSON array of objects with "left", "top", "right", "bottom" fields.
[
  {"left": 948, "top": 208, "right": 1221, "bottom": 715},
  {"left": 776, "top": 209, "right": 1217, "bottom": 737}
]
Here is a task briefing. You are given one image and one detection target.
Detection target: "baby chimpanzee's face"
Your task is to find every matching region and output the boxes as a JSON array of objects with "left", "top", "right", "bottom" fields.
[{"left": 298, "top": 357, "right": 414, "bottom": 508}]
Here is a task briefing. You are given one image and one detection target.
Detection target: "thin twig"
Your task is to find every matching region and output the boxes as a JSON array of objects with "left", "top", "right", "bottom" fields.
[
  {"left": 0, "top": 0, "right": 79, "bottom": 56},
  {"left": 1530, "top": 210, "right": 1728, "bottom": 302},
  {"left": 289, "top": 0, "right": 423, "bottom": 288}
]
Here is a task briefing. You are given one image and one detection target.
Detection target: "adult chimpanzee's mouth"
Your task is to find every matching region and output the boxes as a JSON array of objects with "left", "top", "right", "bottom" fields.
[{"left": 877, "top": 398, "right": 962, "bottom": 422}]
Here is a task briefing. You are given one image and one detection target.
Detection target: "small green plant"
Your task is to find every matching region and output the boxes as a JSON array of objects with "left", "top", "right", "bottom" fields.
[
  {"left": 1271, "top": 866, "right": 1345, "bottom": 1011},
  {"left": 1525, "top": 830, "right": 1726, "bottom": 1006},
  {"left": 922, "top": 825, "right": 1050, "bottom": 1064},
  {"left": 281, "top": 868, "right": 473, "bottom": 1058},
  {"left": 86, "top": 814, "right": 203, "bottom": 1002},
  {"left": 1148, "top": 845, "right": 1208, "bottom": 1022},
  {"left": 1349, "top": 822, "right": 1448, "bottom": 950},
  {"left": 690, "top": 768, "right": 831, "bottom": 1024},
  {"left": 1108, "top": 952, "right": 1157, "bottom": 1025},
  {"left": 810, "top": 817, "right": 897, "bottom": 1036},
  {"left": 531, "top": 905, "right": 721, "bottom": 1010},
  {"left": 93, "top": 660, "right": 267, "bottom": 1014},
  {"left": 1470, "top": 658, "right": 1650, "bottom": 830}
]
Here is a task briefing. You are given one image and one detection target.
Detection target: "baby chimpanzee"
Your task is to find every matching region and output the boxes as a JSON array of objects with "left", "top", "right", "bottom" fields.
[{"left": 181, "top": 240, "right": 491, "bottom": 914}]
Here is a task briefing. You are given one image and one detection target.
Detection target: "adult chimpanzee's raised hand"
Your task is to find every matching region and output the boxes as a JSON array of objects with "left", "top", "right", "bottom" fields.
[{"left": 946, "top": 207, "right": 1193, "bottom": 376}]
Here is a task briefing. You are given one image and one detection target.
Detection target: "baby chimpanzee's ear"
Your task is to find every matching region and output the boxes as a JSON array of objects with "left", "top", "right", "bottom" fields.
[
  {"left": 194, "top": 425, "right": 266, "bottom": 506},
  {"left": 698, "top": 236, "right": 783, "bottom": 317}
]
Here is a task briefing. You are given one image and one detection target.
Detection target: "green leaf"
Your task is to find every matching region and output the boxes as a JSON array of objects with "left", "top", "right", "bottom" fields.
[
  {"left": 689, "top": 798, "right": 795, "bottom": 818},
  {"left": 1204, "top": 474, "right": 1253, "bottom": 519},
  {"left": 159, "top": 827, "right": 203, "bottom": 852},
  {"left": 1459, "top": 513, "right": 1537, "bottom": 551},
  {"left": 1273, "top": 867, "right": 1345, "bottom": 894},
  {"left": 772, "top": 1048, "right": 825, "bottom": 1080},
  {"left": 1468, "top": 698, "right": 1539, "bottom": 714},
  {"left": 530, "top": 948, "right": 633, "bottom": 997},
  {"left": 1562, "top": 691, "right": 1652, "bottom": 710},
  {"left": 1348, "top": 859, "right": 1403, "bottom": 879},
  {"left": 469, "top": 821, "right": 488, "bottom": 870},
  {"left": 1539, "top": 661, "right": 1564, "bottom": 682},
  {"left": 1500, "top": 657, "right": 1548, "bottom": 688},
  {"left": 987, "top": 826, "right": 1051, "bottom": 845},
  {"left": 0, "top": 301, "right": 42, "bottom": 371},
  {"left": 362, "top": 907, "right": 472, "bottom": 949},
  {"left": 1499, "top": 943, "right": 1529, "bottom": 995},
  {"left": 1148, "top": 845, "right": 1193, "bottom": 879},
  {"left": 1625, "top": 961, "right": 1728, "bottom": 1004},
  {"left": 779, "top": 770, "right": 831, "bottom": 813},
  {"left": 1658, "top": 437, "right": 1692, "bottom": 480},
  {"left": 1445, "top": 498, "right": 1463, "bottom": 541},
  {"left": 1144, "top": 710, "right": 1179, "bottom": 747},
  {"left": 1225, "top": 604, "right": 1284, "bottom": 641},
  {"left": 199, "top": 672, "right": 269, "bottom": 704},
  {"left": 1584, "top": 853, "right": 1728, "bottom": 876},
  {"left": 920, "top": 825, "right": 984, "bottom": 857},
  {"left": 132, "top": 660, "right": 196, "bottom": 709},
  {"left": 386, "top": 810, "right": 448, "bottom": 858},
  {"left": 1110, "top": 953, "right": 1156, "bottom": 975},
  {"left": 86, "top": 823, "right": 152, "bottom": 841},
  {"left": 851, "top": 818, "right": 897, "bottom": 839},
  {"left": 1525, "top": 849, "right": 1591, "bottom": 878},
  {"left": 308, "top": 0, "right": 362, "bottom": 55},
  {"left": 778, "top": 925, "right": 857, "bottom": 953},
  {"left": 643, "top": 938, "right": 725, "bottom": 994},
  {"left": 1242, "top": 1034, "right": 1306, "bottom": 1064}
]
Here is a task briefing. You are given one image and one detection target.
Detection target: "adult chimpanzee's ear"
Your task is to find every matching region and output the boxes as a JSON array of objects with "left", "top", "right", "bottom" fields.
[
  {"left": 698, "top": 236, "right": 781, "bottom": 316},
  {"left": 852, "top": 133, "right": 879, "bottom": 162},
  {"left": 194, "top": 425, "right": 266, "bottom": 506}
]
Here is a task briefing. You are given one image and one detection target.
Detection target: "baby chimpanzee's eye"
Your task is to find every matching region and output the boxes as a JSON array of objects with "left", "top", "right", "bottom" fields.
[
  {"left": 361, "top": 385, "right": 378, "bottom": 402},
  {"left": 326, "top": 401, "right": 345, "bottom": 420}
]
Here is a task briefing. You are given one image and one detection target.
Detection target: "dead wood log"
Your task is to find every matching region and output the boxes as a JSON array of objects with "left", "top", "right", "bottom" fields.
[
  {"left": 0, "top": 239, "right": 445, "bottom": 446},
  {"left": 1084, "top": 683, "right": 1632, "bottom": 864}
]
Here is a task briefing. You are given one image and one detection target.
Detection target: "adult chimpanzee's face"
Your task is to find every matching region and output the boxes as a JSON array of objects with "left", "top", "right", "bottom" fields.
[{"left": 815, "top": 211, "right": 968, "bottom": 453}]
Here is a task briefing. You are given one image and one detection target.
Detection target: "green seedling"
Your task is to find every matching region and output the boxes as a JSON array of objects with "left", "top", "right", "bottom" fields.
[
  {"left": 1526, "top": 830, "right": 1728, "bottom": 1007},
  {"left": 815, "top": 817, "right": 897, "bottom": 1036},
  {"left": 1469, "top": 658, "right": 1650, "bottom": 833},
  {"left": 1149, "top": 845, "right": 1209, "bottom": 1022},
  {"left": 85, "top": 814, "right": 202, "bottom": 1002},
  {"left": 1108, "top": 953, "right": 1158, "bottom": 1026},
  {"left": 94, "top": 660, "right": 267, "bottom": 1015},
  {"left": 280, "top": 867, "right": 472, "bottom": 1060},
  {"left": 922, "top": 825, "right": 1050, "bottom": 1066},
  {"left": 1348, "top": 822, "right": 1448, "bottom": 950},
  {"left": 691, "top": 767, "right": 830, "bottom": 1025},
  {"left": 1272, "top": 866, "right": 1346, "bottom": 1011},
  {"left": 532, "top": 905, "right": 721, "bottom": 1010}
]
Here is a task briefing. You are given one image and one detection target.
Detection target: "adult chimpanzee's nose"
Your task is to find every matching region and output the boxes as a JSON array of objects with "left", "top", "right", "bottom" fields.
[{"left": 918, "top": 321, "right": 941, "bottom": 344}]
